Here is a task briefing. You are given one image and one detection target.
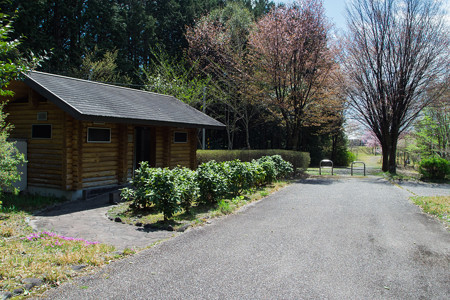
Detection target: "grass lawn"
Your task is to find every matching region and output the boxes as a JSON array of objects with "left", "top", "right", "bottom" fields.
[
  {"left": 412, "top": 195, "right": 450, "bottom": 227},
  {"left": 0, "top": 194, "right": 131, "bottom": 298},
  {"left": 108, "top": 181, "right": 289, "bottom": 231},
  {"left": 350, "top": 146, "right": 382, "bottom": 168}
]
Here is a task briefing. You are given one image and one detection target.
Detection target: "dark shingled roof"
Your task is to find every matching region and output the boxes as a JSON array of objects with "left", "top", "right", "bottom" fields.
[{"left": 24, "top": 71, "right": 224, "bottom": 129}]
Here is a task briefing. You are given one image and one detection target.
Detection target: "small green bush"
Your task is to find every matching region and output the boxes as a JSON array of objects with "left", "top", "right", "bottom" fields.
[
  {"left": 333, "top": 148, "right": 357, "bottom": 167},
  {"left": 419, "top": 157, "right": 450, "bottom": 180},
  {"left": 172, "top": 167, "right": 198, "bottom": 213},
  {"left": 223, "top": 160, "right": 255, "bottom": 196},
  {"left": 121, "top": 162, "right": 188, "bottom": 220},
  {"left": 195, "top": 161, "right": 229, "bottom": 204},
  {"left": 266, "top": 155, "right": 294, "bottom": 179},
  {"left": 256, "top": 157, "right": 277, "bottom": 183}
]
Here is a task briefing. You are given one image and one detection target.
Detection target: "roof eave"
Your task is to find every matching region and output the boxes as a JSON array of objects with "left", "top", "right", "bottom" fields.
[
  {"left": 24, "top": 74, "right": 225, "bottom": 130},
  {"left": 78, "top": 114, "right": 225, "bottom": 130}
]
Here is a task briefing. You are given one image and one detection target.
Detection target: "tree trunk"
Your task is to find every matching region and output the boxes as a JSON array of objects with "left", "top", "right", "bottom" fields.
[
  {"left": 388, "top": 135, "right": 398, "bottom": 174},
  {"left": 244, "top": 119, "right": 251, "bottom": 150},
  {"left": 331, "top": 134, "right": 338, "bottom": 162},
  {"left": 288, "top": 126, "right": 301, "bottom": 150},
  {"left": 381, "top": 143, "right": 390, "bottom": 172}
]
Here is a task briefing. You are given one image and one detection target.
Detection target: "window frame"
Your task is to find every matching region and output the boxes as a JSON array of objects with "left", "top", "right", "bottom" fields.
[
  {"left": 87, "top": 127, "right": 111, "bottom": 143},
  {"left": 31, "top": 124, "right": 52, "bottom": 139},
  {"left": 173, "top": 131, "right": 188, "bottom": 144}
]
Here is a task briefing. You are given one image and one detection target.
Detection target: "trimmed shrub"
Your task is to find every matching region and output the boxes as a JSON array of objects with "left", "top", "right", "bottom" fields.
[
  {"left": 334, "top": 149, "right": 357, "bottom": 167},
  {"left": 419, "top": 157, "right": 450, "bottom": 180},
  {"left": 197, "top": 150, "right": 309, "bottom": 173}
]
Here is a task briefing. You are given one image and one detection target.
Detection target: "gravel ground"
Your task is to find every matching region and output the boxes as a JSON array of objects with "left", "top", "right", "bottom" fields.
[{"left": 41, "top": 177, "right": 449, "bottom": 299}]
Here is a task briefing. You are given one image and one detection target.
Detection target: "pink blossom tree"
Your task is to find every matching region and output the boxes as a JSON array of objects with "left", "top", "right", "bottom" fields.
[{"left": 248, "top": 0, "right": 338, "bottom": 150}]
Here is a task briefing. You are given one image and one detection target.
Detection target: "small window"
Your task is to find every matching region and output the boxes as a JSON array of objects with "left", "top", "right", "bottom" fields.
[
  {"left": 37, "top": 112, "right": 47, "bottom": 121},
  {"left": 87, "top": 127, "right": 111, "bottom": 143},
  {"left": 174, "top": 131, "right": 188, "bottom": 143},
  {"left": 32, "top": 124, "right": 52, "bottom": 139}
]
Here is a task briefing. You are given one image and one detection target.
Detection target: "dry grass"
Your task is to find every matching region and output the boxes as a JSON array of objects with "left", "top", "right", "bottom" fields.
[
  {"left": 412, "top": 195, "right": 450, "bottom": 226},
  {"left": 0, "top": 195, "right": 132, "bottom": 298}
]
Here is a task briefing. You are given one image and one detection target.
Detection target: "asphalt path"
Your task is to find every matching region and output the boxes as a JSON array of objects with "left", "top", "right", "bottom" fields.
[{"left": 43, "top": 177, "right": 449, "bottom": 299}]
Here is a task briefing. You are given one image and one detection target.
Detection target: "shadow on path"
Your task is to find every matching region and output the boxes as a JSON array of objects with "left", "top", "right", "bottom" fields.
[{"left": 34, "top": 194, "right": 115, "bottom": 217}]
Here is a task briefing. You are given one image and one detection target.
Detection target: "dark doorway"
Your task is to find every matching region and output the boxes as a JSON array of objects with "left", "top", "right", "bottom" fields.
[{"left": 135, "top": 127, "right": 156, "bottom": 169}]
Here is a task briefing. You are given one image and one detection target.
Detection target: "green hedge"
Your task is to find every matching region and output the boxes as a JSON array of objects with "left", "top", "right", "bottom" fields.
[
  {"left": 121, "top": 156, "right": 293, "bottom": 219},
  {"left": 419, "top": 157, "right": 450, "bottom": 180},
  {"left": 197, "top": 150, "right": 310, "bottom": 173}
]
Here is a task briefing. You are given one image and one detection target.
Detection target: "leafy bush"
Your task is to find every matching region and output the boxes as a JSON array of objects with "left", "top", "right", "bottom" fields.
[
  {"left": 419, "top": 157, "right": 450, "bottom": 180},
  {"left": 223, "top": 160, "right": 256, "bottom": 196},
  {"left": 195, "top": 161, "right": 229, "bottom": 204},
  {"left": 266, "top": 155, "right": 294, "bottom": 179},
  {"left": 197, "top": 150, "right": 309, "bottom": 173},
  {"left": 0, "top": 103, "right": 26, "bottom": 195},
  {"left": 122, "top": 156, "right": 294, "bottom": 220},
  {"left": 172, "top": 167, "right": 198, "bottom": 213},
  {"left": 121, "top": 163, "right": 186, "bottom": 220},
  {"left": 256, "top": 157, "right": 277, "bottom": 183},
  {"left": 333, "top": 148, "right": 357, "bottom": 167}
]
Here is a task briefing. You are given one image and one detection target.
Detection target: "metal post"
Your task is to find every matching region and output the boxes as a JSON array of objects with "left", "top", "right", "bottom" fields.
[{"left": 202, "top": 86, "right": 206, "bottom": 150}]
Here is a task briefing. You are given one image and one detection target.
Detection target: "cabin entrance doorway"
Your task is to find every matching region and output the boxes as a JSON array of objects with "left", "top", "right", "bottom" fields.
[{"left": 135, "top": 127, "right": 156, "bottom": 170}]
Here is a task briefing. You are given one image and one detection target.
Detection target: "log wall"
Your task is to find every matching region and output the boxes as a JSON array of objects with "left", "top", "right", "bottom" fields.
[
  {"left": 3, "top": 81, "right": 198, "bottom": 194},
  {"left": 4, "top": 84, "right": 64, "bottom": 189}
]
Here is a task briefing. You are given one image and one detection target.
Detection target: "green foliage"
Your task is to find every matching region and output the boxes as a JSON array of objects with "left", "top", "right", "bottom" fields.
[
  {"left": 72, "top": 47, "right": 131, "bottom": 84},
  {"left": 217, "top": 199, "right": 232, "bottom": 214},
  {"left": 334, "top": 150, "right": 357, "bottom": 167},
  {"left": 195, "top": 160, "right": 229, "bottom": 204},
  {"left": 256, "top": 157, "right": 276, "bottom": 183},
  {"left": 141, "top": 48, "right": 212, "bottom": 106},
  {"left": 0, "top": 103, "right": 25, "bottom": 193},
  {"left": 122, "top": 156, "right": 293, "bottom": 220},
  {"left": 0, "top": 13, "right": 40, "bottom": 194},
  {"left": 197, "top": 150, "right": 310, "bottom": 173},
  {"left": 121, "top": 162, "right": 185, "bottom": 220},
  {"left": 414, "top": 103, "right": 449, "bottom": 159},
  {"left": 264, "top": 154, "right": 294, "bottom": 179},
  {"left": 172, "top": 167, "right": 198, "bottom": 213},
  {"left": 418, "top": 157, "right": 450, "bottom": 180}
]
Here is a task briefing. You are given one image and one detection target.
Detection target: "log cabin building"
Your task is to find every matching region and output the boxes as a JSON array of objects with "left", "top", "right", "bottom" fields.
[{"left": 2, "top": 71, "right": 224, "bottom": 200}]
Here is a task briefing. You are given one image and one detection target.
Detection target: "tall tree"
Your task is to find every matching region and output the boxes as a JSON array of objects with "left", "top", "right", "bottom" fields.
[
  {"left": 0, "top": 0, "right": 225, "bottom": 79},
  {"left": 248, "top": 0, "right": 337, "bottom": 150},
  {"left": 141, "top": 48, "right": 212, "bottom": 107},
  {"left": 71, "top": 47, "right": 131, "bottom": 84},
  {"left": 186, "top": 2, "right": 259, "bottom": 149},
  {"left": 343, "top": 0, "right": 449, "bottom": 173},
  {"left": 0, "top": 13, "right": 41, "bottom": 193},
  {"left": 414, "top": 84, "right": 450, "bottom": 159}
]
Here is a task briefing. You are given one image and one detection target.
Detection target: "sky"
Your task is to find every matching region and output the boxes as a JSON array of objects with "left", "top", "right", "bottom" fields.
[
  {"left": 273, "top": 0, "right": 450, "bottom": 31},
  {"left": 273, "top": 0, "right": 348, "bottom": 31}
]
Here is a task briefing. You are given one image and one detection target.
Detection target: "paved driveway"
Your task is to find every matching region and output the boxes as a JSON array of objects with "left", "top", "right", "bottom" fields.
[{"left": 43, "top": 177, "right": 449, "bottom": 299}]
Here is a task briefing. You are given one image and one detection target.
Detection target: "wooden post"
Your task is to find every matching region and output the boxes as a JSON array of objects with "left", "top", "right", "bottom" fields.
[
  {"left": 163, "top": 127, "right": 171, "bottom": 168},
  {"left": 118, "top": 124, "right": 128, "bottom": 184},
  {"left": 190, "top": 128, "right": 198, "bottom": 169}
]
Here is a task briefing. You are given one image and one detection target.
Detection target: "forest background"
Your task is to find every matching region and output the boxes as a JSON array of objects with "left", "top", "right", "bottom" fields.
[{"left": 1, "top": 0, "right": 447, "bottom": 168}]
